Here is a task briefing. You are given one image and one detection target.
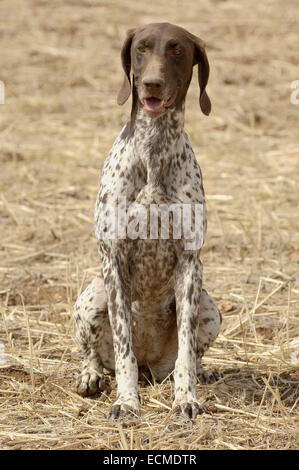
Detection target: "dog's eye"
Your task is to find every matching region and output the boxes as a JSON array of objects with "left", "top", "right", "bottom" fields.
[
  {"left": 137, "top": 42, "right": 150, "bottom": 54},
  {"left": 169, "top": 44, "right": 183, "bottom": 56}
]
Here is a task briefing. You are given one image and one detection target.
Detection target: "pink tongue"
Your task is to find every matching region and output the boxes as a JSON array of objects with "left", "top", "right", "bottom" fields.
[{"left": 144, "top": 97, "right": 163, "bottom": 112}]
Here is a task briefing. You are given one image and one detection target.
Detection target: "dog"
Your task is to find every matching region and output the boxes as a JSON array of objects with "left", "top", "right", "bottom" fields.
[{"left": 74, "top": 23, "right": 221, "bottom": 420}]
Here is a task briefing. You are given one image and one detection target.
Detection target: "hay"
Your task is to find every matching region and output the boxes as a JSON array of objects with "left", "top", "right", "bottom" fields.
[{"left": 0, "top": 0, "right": 298, "bottom": 450}]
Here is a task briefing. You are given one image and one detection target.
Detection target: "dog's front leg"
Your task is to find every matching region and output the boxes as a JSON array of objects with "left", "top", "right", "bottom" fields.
[
  {"left": 102, "top": 251, "right": 139, "bottom": 420},
  {"left": 173, "top": 251, "right": 205, "bottom": 419}
]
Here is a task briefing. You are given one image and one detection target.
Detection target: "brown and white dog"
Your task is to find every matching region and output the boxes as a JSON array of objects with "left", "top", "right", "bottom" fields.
[{"left": 74, "top": 23, "right": 221, "bottom": 420}]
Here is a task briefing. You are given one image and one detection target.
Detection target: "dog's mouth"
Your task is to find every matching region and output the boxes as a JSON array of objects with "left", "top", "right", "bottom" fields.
[{"left": 141, "top": 90, "right": 178, "bottom": 115}]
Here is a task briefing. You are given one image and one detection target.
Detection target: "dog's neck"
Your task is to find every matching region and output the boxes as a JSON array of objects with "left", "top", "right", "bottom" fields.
[{"left": 132, "top": 101, "right": 185, "bottom": 187}]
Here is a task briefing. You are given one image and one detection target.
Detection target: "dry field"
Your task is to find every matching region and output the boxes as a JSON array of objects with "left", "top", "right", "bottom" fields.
[{"left": 0, "top": 0, "right": 298, "bottom": 450}]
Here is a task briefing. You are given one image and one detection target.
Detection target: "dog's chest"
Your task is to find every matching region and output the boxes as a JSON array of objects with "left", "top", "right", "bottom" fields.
[
  {"left": 126, "top": 181, "right": 183, "bottom": 301},
  {"left": 129, "top": 238, "right": 177, "bottom": 301},
  {"left": 95, "top": 117, "right": 206, "bottom": 301}
]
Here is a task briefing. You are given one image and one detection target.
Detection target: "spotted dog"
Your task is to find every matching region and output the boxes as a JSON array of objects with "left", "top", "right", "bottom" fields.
[{"left": 74, "top": 23, "right": 222, "bottom": 420}]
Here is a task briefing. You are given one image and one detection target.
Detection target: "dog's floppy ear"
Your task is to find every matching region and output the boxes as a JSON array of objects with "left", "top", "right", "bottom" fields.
[
  {"left": 117, "top": 28, "right": 136, "bottom": 105},
  {"left": 192, "top": 37, "right": 211, "bottom": 115}
]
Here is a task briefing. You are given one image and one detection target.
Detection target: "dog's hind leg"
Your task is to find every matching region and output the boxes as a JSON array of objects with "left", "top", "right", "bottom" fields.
[
  {"left": 196, "top": 289, "right": 222, "bottom": 383},
  {"left": 74, "top": 276, "right": 113, "bottom": 396}
]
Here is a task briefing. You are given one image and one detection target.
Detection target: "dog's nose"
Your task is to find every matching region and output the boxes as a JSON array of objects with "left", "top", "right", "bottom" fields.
[
  {"left": 142, "top": 77, "right": 164, "bottom": 88},
  {"left": 142, "top": 56, "right": 165, "bottom": 94}
]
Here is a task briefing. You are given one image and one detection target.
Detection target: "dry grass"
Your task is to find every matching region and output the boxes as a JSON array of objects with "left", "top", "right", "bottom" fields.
[{"left": 0, "top": 0, "right": 298, "bottom": 450}]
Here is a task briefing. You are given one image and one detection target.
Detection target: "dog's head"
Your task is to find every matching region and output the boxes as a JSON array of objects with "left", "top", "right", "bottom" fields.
[{"left": 117, "top": 22, "right": 211, "bottom": 118}]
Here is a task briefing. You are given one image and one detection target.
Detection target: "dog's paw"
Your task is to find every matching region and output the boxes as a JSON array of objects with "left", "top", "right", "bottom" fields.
[
  {"left": 108, "top": 398, "right": 140, "bottom": 421},
  {"left": 75, "top": 370, "right": 108, "bottom": 397},
  {"left": 173, "top": 400, "right": 206, "bottom": 419},
  {"left": 197, "top": 368, "right": 223, "bottom": 385}
]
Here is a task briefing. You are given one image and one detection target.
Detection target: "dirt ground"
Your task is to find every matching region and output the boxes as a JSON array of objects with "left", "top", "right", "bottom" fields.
[{"left": 0, "top": 0, "right": 298, "bottom": 450}]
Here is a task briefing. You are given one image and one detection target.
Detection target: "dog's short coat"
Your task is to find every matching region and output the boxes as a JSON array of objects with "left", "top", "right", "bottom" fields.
[{"left": 74, "top": 23, "right": 221, "bottom": 420}]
